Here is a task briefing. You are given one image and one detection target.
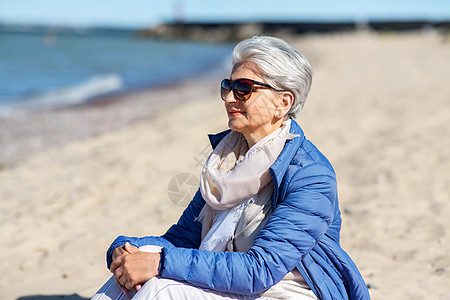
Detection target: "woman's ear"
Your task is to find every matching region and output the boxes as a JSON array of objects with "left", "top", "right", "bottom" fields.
[{"left": 277, "top": 91, "right": 294, "bottom": 119}]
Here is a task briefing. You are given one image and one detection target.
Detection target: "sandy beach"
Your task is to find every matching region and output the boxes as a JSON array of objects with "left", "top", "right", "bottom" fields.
[{"left": 1, "top": 31, "right": 449, "bottom": 299}]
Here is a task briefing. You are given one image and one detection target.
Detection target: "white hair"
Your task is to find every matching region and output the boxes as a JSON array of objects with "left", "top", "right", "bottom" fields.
[{"left": 232, "top": 36, "right": 313, "bottom": 119}]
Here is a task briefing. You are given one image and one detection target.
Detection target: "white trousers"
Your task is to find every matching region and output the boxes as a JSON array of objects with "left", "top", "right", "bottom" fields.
[{"left": 91, "top": 276, "right": 272, "bottom": 300}]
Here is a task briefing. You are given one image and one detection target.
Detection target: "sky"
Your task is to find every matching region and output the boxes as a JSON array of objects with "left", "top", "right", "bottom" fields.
[{"left": 1, "top": 0, "right": 450, "bottom": 29}]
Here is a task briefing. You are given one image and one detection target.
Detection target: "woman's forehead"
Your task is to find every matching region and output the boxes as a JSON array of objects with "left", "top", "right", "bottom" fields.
[{"left": 231, "top": 62, "right": 262, "bottom": 79}]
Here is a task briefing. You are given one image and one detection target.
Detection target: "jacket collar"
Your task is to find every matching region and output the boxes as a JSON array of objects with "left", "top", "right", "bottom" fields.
[
  {"left": 207, "top": 119, "right": 305, "bottom": 208},
  {"left": 268, "top": 119, "right": 305, "bottom": 207},
  {"left": 208, "top": 129, "right": 231, "bottom": 150}
]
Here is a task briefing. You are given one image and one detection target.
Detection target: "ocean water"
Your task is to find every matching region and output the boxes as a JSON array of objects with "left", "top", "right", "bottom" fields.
[{"left": 0, "top": 30, "right": 234, "bottom": 110}]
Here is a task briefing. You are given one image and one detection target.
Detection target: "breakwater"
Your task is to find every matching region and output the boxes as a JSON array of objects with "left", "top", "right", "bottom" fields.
[{"left": 137, "top": 20, "right": 450, "bottom": 41}]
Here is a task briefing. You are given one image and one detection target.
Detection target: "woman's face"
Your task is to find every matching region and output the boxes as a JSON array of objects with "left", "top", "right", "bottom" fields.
[{"left": 224, "top": 62, "right": 281, "bottom": 147}]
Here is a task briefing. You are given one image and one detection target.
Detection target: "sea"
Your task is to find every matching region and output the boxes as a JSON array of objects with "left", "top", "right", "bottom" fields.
[{"left": 0, "top": 29, "right": 234, "bottom": 111}]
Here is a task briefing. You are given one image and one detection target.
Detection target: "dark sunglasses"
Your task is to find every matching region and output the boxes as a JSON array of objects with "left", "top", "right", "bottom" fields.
[{"left": 220, "top": 78, "right": 280, "bottom": 101}]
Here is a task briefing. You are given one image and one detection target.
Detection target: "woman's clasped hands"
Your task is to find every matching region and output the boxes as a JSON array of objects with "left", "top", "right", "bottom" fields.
[{"left": 109, "top": 242, "right": 160, "bottom": 294}]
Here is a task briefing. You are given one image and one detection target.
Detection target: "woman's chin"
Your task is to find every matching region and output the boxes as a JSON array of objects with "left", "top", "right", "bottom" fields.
[{"left": 227, "top": 119, "right": 246, "bottom": 133}]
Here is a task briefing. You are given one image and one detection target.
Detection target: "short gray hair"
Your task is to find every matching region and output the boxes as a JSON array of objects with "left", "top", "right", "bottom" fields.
[{"left": 232, "top": 36, "right": 313, "bottom": 119}]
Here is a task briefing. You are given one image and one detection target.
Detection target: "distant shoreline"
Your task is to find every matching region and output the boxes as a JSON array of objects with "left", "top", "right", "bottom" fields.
[{"left": 2, "top": 19, "right": 449, "bottom": 42}]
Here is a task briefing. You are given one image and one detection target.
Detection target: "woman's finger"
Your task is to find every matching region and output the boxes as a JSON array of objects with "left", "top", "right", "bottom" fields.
[
  {"left": 112, "top": 266, "right": 129, "bottom": 294},
  {"left": 124, "top": 278, "right": 135, "bottom": 291},
  {"left": 114, "top": 277, "right": 128, "bottom": 294},
  {"left": 124, "top": 242, "right": 139, "bottom": 254},
  {"left": 113, "top": 265, "right": 124, "bottom": 282},
  {"left": 117, "top": 269, "right": 132, "bottom": 294},
  {"left": 109, "top": 255, "right": 124, "bottom": 273},
  {"left": 112, "top": 245, "right": 127, "bottom": 261}
]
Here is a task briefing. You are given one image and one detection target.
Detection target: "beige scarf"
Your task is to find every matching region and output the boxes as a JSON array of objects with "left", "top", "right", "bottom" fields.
[{"left": 198, "top": 119, "right": 297, "bottom": 252}]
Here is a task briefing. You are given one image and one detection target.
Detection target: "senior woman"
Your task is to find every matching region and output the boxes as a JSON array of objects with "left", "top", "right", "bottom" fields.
[{"left": 93, "top": 36, "right": 370, "bottom": 300}]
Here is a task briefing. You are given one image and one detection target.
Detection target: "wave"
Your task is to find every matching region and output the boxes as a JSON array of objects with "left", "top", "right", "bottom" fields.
[{"left": 7, "top": 74, "right": 124, "bottom": 110}]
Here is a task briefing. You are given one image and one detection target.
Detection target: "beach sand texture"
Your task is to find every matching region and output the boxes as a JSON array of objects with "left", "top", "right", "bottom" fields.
[{"left": 1, "top": 31, "right": 449, "bottom": 299}]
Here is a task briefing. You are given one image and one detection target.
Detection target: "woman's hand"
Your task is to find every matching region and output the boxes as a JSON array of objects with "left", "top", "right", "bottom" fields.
[
  {"left": 111, "top": 242, "right": 140, "bottom": 293},
  {"left": 110, "top": 243, "right": 160, "bottom": 293}
]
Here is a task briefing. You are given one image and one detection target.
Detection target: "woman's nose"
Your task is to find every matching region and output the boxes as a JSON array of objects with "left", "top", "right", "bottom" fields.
[{"left": 224, "top": 90, "right": 238, "bottom": 103}]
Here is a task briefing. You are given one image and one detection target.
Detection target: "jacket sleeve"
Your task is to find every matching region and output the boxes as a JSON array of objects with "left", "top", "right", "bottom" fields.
[
  {"left": 159, "top": 162, "right": 337, "bottom": 295},
  {"left": 106, "top": 189, "right": 205, "bottom": 269}
]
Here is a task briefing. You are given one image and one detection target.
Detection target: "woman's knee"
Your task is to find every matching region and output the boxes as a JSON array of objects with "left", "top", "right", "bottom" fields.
[{"left": 133, "top": 277, "right": 193, "bottom": 300}]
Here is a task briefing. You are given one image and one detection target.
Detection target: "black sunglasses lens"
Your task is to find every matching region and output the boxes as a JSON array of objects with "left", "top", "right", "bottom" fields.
[
  {"left": 233, "top": 79, "right": 253, "bottom": 101},
  {"left": 221, "top": 79, "right": 232, "bottom": 100},
  {"left": 220, "top": 78, "right": 254, "bottom": 101}
]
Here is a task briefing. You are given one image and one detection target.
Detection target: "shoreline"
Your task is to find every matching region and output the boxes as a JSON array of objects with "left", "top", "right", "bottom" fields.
[{"left": 0, "top": 71, "right": 228, "bottom": 168}]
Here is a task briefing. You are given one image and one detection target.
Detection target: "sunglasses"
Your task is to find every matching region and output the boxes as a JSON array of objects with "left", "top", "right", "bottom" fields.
[{"left": 220, "top": 78, "right": 280, "bottom": 101}]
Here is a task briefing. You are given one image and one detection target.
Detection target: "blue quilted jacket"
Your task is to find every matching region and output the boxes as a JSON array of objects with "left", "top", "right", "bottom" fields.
[{"left": 106, "top": 119, "right": 370, "bottom": 299}]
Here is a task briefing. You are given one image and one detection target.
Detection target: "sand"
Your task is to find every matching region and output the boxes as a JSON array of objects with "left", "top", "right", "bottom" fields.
[{"left": 0, "top": 30, "right": 449, "bottom": 300}]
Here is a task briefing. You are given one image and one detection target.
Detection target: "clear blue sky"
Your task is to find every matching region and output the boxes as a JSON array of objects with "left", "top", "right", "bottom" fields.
[{"left": 1, "top": 0, "right": 449, "bottom": 28}]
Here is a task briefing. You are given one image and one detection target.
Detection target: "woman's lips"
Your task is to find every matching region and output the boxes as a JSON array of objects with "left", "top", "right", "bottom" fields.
[{"left": 229, "top": 110, "right": 245, "bottom": 117}]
